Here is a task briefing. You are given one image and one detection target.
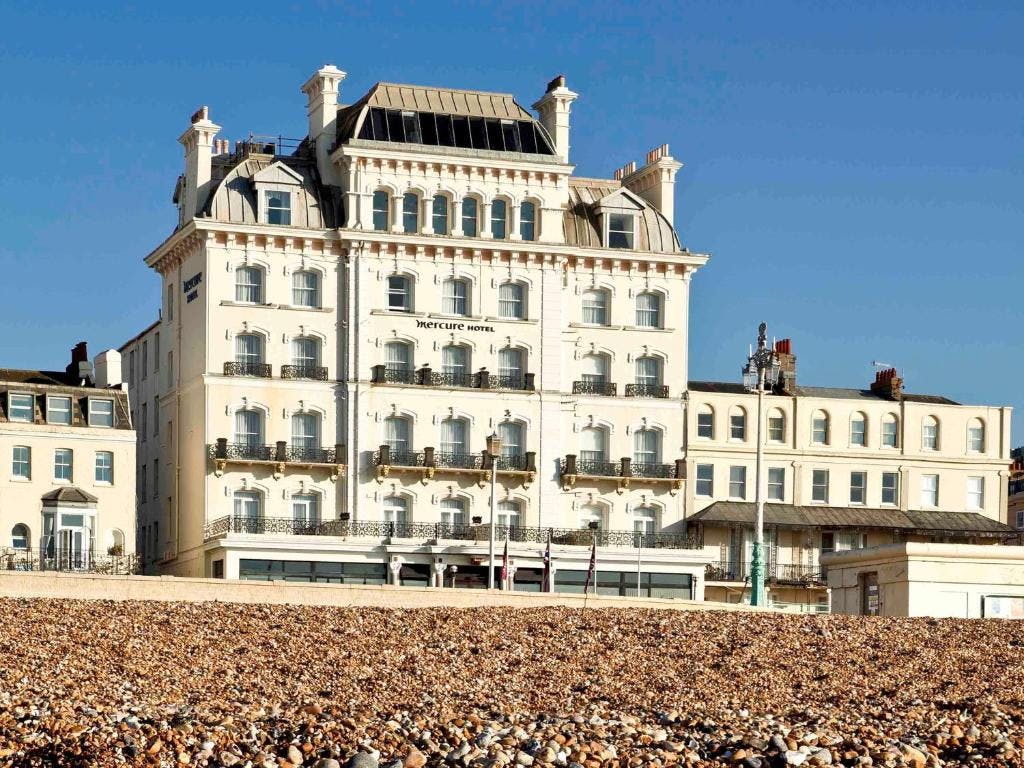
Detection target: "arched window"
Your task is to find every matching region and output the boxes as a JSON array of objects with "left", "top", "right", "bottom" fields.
[
  {"left": 292, "top": 270, "right": 320, "bottom": 308},
  {"left": 580, "top": 353, "right": 610, "bottom": 388},
  {"left": 461, "top": 197, "right": 479, "bottom": 237},
  {"left": 233, "top": 409, "right": 263, "bottom": 447},
  {"left": 372, "top": 190, "right": 390, "bottom": 231},
  {"left": 882, "top": 413, "right": 899, "bottom": 448},
  {"left": 234, "top": 333, "right": 264, "bottom": 369},
  {"left": 811, "top": 410, "right": 830, "bottom": 445},
  {"left": 384, "top": 495, "right": 409, "bottom": 524},
  {"left": 402, "top": 192, "right": 420, "bottom": 233},
  {"left": 579, "top": 504, "right": 605, "bottom": 529},
  {"left": 634, "top": 356, "right": 663, "bottom": 395},
  {"left": 442, "top": 278, "right": 470, "bottom": 316},
  {"left": 498, "top": 347, "right": 524, "bottom": 388},
  {"left": 967, "top": 419, "right": 985, "bottom": 453},
  {"left": 107, "top": 529, "right": 125, "bottom": 556},
  {"left": 431, "top": 194, "right": 449, "bottom": 235},
  {"left": 233, "top": 490, "right": 262, "bottom": 521},
  {"left": 767, "top": 408, "right": 785, "bottom": 443},
  {"left": 498, "top": 281, "right": 526, "bottom": 320},
  {"left": 497, "top": 421, "right": 524, "bottom": 468},
  {"left": 850, "top": 412, "right": 867, "bottom": 447},
  {"left": 291, "top": 336, "right": 321, "bottom": 372},
  {"left": 520, "top": 201, "right": 537, "bottom": 241},
  {"left": 729, "top": 407, "right": 747, "bottom": 440},
  {"left": 11, "top": 524, "right": 29, "bottom": 550},
  {"left": 582, "top": 289, "right": 610, "bottom": 326},
  {"left": 291, "top": 412, "right": 321, "bottom": 454},
  {"left": 291, "top": 492, "right": 320, "bottom": 524},
  {"left": 922, "top": 416, "right": 939, "bottom": 451},
  {"left": 441, "top": 344, "right": 471, "bottom": 386},
  {"left": 633, "top": 427, "right": 662, "bottom": 467},
  {"left": 440, "top": 497, "right": 466, "bottom": 526},
  {"left": 235, "top": 266, "right": 263, "bottom": 304},
  {"left": 632, "top": 505, "right": 658, "bottom": 537},
  {"left": 635, "top": 292, "right": 662, "bottom": 328},
  {"left": 697, "top": 405, "right": 715, "bottom": 439},
  {"left": 439, "top": 417, "right": 469, "bottom": 458},
  {"left": 384, "top": 416, "right": 412, "bottom": 455},
  {"left": 384, "top": 341, "right": 413, "bottom": 378},
  {"left": 497, "top": 500, "right": 521, "bottom": 529},
  {"left": 579, "top": 427, "right": 609, "bottom": 467},
  {"left": 491, "top": 199, "right": 508, "bottom": 239},
  {"left": 387, "top": 275, "right": 412, "bottom": 312}
]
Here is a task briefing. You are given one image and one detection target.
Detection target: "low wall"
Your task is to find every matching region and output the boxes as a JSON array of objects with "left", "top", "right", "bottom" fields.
[{"left": 0, "top": 571, "right": 764, "bottom": 612}]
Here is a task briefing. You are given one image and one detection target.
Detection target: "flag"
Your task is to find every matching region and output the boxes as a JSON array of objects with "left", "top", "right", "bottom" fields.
[
  {"left": 542, "top": 533, "right": 552, "bottom": 592},
  {"left": 500, "top": 538, "right": 509, "bottom": 588},
  {"left": 583, "top": 539, "right": 597, "bottom": 595}
]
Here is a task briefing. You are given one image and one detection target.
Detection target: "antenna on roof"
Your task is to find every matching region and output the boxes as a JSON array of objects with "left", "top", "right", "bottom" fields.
[{"left": 871, "top": 361, "right": 893, "bottom": 371}]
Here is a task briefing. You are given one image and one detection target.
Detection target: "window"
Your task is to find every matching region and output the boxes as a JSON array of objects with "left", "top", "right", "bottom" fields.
[
  {"left": 498, "top": 282, "right": 525, "bottom": 320},
  {"left": 461, "top": 197, "right": 478, "bottom": 237},
  {"left": 372, "top": 190, "right": 390, "bottom": 231},
  {"left": 579, "top": 427, "right": 608, "bottom": 464},
  {"left": 384, "top": 341, "right": 412, "bottom": 374},
  {"left": 235, "top": 266, "right": 263, "bottom": 304},
  {"left": 580, "top": 504, "right": 604, "bottom": 529},
  {"left": 11, "top": 524, "right": 29, "bottom": 550},
  {"left": 730, "top": 409, "right": 746, "bottom": 440},
  {"left": 292, "top": 493, "right": 320, "bottom": 524},
  {"left": 768, "top": 467, "right": 785, "bottom": 501},
  {"left": 12, "top": 446, "right": 30, "bottom": 479},
  {"left": 89, "top": 399, "right": 114, "bottom": 428},
  {"left": 440, "top": 498, "right": 466, "bottom": 526},
  {"left": 54, "top": 448, "right": 73, "bottom": 482},
  {"left": 635, "top": 356, "right": 662, "bottom": 387},
  {"left": 633, "top": 505, "right": 657, "bottom": 536},
  {"left": 491, "top": 199, "right": 507, "bottom": 239},
  {"left": 265, "top": 190, "right": 291, "bottom": 225},
  {"left": 47, "top": 396, "right": 72, "bottom": 425},
  {"left": 967, "top": 420, "right": 985, "bottom": 453},
  {"left": 635, "top": 292, "right": 662, "bottom": 328},
  {"left": 498, "top": 421, "right": 524, "bottom": 462},
  {"left": 234, "top": 490, "right": 262, "bottom": 520},
  {"left": 440, "top": 418, "right": 468, "bottom": 455},
  {"left": 442, "top": 278, "right": 469, "bottom": 316},
  {"left": 167, "top": 352, "right": 173, "bottom": 388},
  {"left": 8, "top": 393, "right": 33, "bottom": 422},
  {"left": 234, "top": 409, "right": 263, "bottom": 446},
  {"left": 850, "top": 471, "right": 866, "bottom": 505},
  {"left": 811, "top": 411, "right": 830, "bottom": 445},
  {"left": 922, "top": 417, "right": 939, "bottom": 451},
  {"left": 811, "top": 469, "right": 829, "bottom": 503},
  {"left": 291, "top": 413, "right": 320, "bottom": 451},
  {"left": 387, "top": 275, "right": 412, "bottom": 312},
  {"left": 850, "top": 413, "right": 867, "bottom": 447},
  {"left": 441, "top": 345, "right": 470, "bottom": 384},
  {"left": 697, "top": 407, "right": 714, "bottom": 439},
  {"left": 582, "top": 289, "right": 610, "bottom": 325},
  {"left": 292, "top": 337, "right": 321, "bottom": 369},
  {"left": 167, "top": 284, "right": 174, "bottom": 322},
  {"left": 966, "top": 476, "right": 984, "bottom": 510},
  {"left": 607, "top": 213, "right": 634, "bottom": 249},
  {"left": 498, "top": 348, "right": 524, "bottom": 386},
  {"left": 142, "top": 340, "right": 148, "bottom": 379},
  {"left": 768, "top": 410, "right": 785, "bottom": 443},
  {"left": 129, "top": 350, "right": 136, "bottom": 382},
  {"left": 235, "top": 334, "right": 264, "bottom": 366},
  {"left": 292, "top": 270, "right": 320, "bottom": 308},
  {"left": 580, "top": 353, "right": 609, "bottom": 385},
  {"left": 139, "top": 465, "right": 147, "bottom": 504},
  {"left": 520, "top": 201, "right": 536, "bottom": 241},
  {"left": 497, "top": 500, "right": 521, "bottom": 529},
  {"left": 153, "top": 398, "right": 159, "bottom": 435},
  {"left": 154, "top": 333, "right": 160, "bottom": 370},
  {"left": 881, "top": 472, "right": 899, "bottom": 505},
  {"left": 921, "top": 474, "right": 939, "bottom": 507},
  {"left": 431, "top": 195, "right": 449, "bottom": 235},
  {"left": 95, "top": 451, "right": 113, "bottom": 484},
  {"left": 402, "top": 192, "right": 419, "bottom": 233},
  {"left": 882, "top": 414, "right": 899, "bottom": 448},
  {"left": 140, "top": 404, "right": 148, "bottom": 442},
  {"left": 633, "top": 428, "right": 661, "bottom": 466},
  {"left": 728, "top": 466, "right": 747, "bottom": 499},
  {"left": 384, "top": 416, "right": 411, "bottom": 454},
  {"left": 695, "top": 464, "right": 714, "bottom": 496},
  {"left": 383, "top": 495, "right": 409, "bottom": 524}
]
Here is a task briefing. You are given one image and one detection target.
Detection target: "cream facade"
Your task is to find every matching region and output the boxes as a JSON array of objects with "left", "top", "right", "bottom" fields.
[
  {"left": 0, "top": 343, "right": 136, "bottom": 570},
  {"left": 124, "top": 67, "right": 713, "bottom": 595}
]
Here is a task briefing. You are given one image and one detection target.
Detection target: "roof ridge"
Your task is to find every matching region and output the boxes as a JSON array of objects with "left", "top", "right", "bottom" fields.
[{"left": 369, "top": 81, "right": 518, "bottom": 99}]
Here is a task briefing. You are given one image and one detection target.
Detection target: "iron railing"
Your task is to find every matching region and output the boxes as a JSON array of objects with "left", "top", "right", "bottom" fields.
[
  {"left": 428, "top": 372, "right": 475, "bottom": 388},
  {"left": 625, "top": 383, "right": 670, "bottom": 398},
  {"left": 486, "top": 374, "right": 528, "bottom": 391},
  {"left": 561, "top": 456, "right": 683, "bottom": 481},
  {"left": 281, "top": 365, "right": 328, "bottom": 381},
  {"left": 774, "top": 564, "right": 826, "bottom": 585},
  {"left": 212, "top": 442, "right": 274, "bottom": 461},
  {"left": 0, "top": 546, "right": 140, "bottom": 575},
  {"left": 371, "top": 365, "right": 535, "bottom": 391},
  {"left": 202, "top": 516, "right": 701, "bottom": 549},
  {"left": 381, "top": 367, "right": 417, "bottom": 385},
  {"left": 572, "top": 381, "right": 618, "bottom": 396},
  {"left": 433, "top": 452, "right": 482, "bottom": 469},
  {"left": 576, "top": 459, "right": 620, "bottom": 477},
  {"left": 630, "top": 462, "right": 675, "bottom": 478},
  {"left": 373, "top": 449, "right": 425, "bottom": 467},
  {"left": 285, "top": 445, "right": 336, "bottom": 464},
  {"left": 494, "top": 454, "right": 528, "bottom": 471},
  {"left": 705, "top": 561, "right": 745, "bottom": 582},
  {"left": 224, "top": 361, "right": 272, "bottom": 378}
]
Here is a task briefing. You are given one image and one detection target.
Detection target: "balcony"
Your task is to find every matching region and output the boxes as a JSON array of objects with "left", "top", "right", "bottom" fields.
[
  {"left": 374, "top": 444, "right": 536, "bottom": 485},
  {"left": 281, "top": 365, "right": 329, "bottom": 381},
  {"left": 370, "top": 365, "right": 535, "bottom": 392},
  {"left": 224, "top": 361, "right": 272, "bottom": 377},
  {"left": 202, "top": 515, "right": 701, "bottom": 550},
  {"left": 209, "top": 438, "right": 346, "bottom": 480},
  {"left": 560, "top": 454, "right": 684, "bottom": 493},
  {"left": 704, "top": 561, "right": 826, "bottom": 587},
  {"left": 625, "top": 383, "right": 670, "bottom": 398},
  {"left": 572, "top": 380, "right": 618, "bottom": 397}
]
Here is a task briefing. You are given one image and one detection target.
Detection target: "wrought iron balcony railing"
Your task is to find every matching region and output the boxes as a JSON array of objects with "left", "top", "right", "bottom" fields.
[
  {"left": 625, "top": 383, "right": 670, "bottom": 398},
  {"left": 281, "top": 365, "right": 328, "bottom": 381},
  {"left": 214, "top": 442, "right": 274, "bottom": 461},
  {"left": 370, "top": 365, "right": 535, "bottom": 392},
  {"left": 429, "top": 371, "right": 475, "bottom": 388},
  {"left": 572, "top": 380, "right": 617, "bottom": 397},
  {"left": 0, "top": 546, "right": 139, "bottom": 575},
  {"left": 285, "top": 445, "right": 336, "bottom": 464},
  {"left": 774, "top": 564, "right": 826, "bottom": 585},
  {"left": 208, "top": 440, "right": 346, "bottom": 478},
  {"left": 576, "top": 459, "right": 620, "bottom": 477},
  {"left": 560, "top": 455, "right": 685, "bottom": 489},
  {"left": 433, "top": 451, "right": 482, "bottom": 469},
  {"left": 223, "top": 361, "right": 272, "bottom": 377},
  {"left": 380, "top": 367, "right": 417, "bottom": 385},
  {"left": 629, "top": 462, "right": 676, "bottom": 478}
]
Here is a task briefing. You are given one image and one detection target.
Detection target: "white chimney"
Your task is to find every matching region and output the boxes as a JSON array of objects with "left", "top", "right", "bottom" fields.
[
  {"left": 532, "top": 75, "right": 578, "bottom": 164},
  {"left": 94, "top": 349, "right": 122, "bottom": 389},
  {"left": 177, "top": 106, "right": 221, "bottom": 222},
  {"left": 621, "top": 144, "right": 683, "bottom": 226},
  {"left": 301, "top": 64, "right": 347, "bottom": 185}
]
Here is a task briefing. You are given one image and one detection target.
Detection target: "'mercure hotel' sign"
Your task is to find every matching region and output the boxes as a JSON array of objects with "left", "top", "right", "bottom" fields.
[{"left": 416, "top": 319, "right": 495, "bottom": 333}]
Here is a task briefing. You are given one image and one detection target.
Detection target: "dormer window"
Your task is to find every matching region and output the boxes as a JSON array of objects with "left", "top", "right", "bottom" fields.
[
  {"left": 265, "top": 190, "right": 291, "bottom": 225},
  {"left": 607, "top": 213, "right": 634, "bottom": 249}
]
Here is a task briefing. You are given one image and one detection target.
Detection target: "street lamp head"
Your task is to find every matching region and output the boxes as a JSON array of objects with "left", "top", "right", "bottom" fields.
[{"left": 486, "top": 431, "right": 502, "bottom": 458}]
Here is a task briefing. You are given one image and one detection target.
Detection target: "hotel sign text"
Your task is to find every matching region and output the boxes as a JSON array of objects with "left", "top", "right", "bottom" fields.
[{"left": 416, "top": 319, "right": 495, "bottom": 333}]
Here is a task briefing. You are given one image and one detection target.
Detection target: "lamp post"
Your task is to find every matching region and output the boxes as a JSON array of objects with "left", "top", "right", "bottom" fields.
[
  {"left": 486, "top": 431, "right": 502, "bottom": 590},
  {"left": 742, "top": 322, "right": 780, "bottom": 608}
]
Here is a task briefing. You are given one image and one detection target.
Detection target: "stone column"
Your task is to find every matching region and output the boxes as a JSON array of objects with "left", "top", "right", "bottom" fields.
[
  {"left": 481, "top": 200, "right": 493, "bottom": 239},
  {"left": 421, "top": 194, "right": 434, "bottom": 235},
  {"left": 390, "top": 195, "right": 404, "bottom": 233},
  {"left": 451, "top": 194, "right": 464, "bottom": 236},
  {"left": 508, "top": 199, "right": 522, "bottom": 241}
]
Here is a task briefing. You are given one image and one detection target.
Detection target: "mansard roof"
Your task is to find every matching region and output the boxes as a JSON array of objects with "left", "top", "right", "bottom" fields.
[{"left": 564, "top": 178, "right": 683, "bottom": 254}]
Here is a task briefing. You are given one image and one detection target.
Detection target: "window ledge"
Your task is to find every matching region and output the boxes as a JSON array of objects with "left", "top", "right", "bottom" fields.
[
  {"left": 483, "top": 316, "right": 538, "bottom": 325},
  {"left": 625, "top": 326, "right": 675, "bottom": 333},
  {"left": 568, "top": 322, "right": 614, "bottom": 330},
  {"left": 220, "top": 300, "right": 277, "bottom": 309},
  {"left": 11, "top": 477, "right": 31, "bottom": 483},
  {"left": 371, "top": 309, "right": 426, "bottom": 318},
  {"left": 427, "top": 313, "right": 484, "bottom": 321},
  {"left": 278, "top": 304, "right": 334, "bottom": 313}
]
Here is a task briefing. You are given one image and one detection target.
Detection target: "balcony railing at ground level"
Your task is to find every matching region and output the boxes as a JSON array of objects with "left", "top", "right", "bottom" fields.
[
  {"left": 202, "top": 516, "right": 701, "bottom": 549},
  {"left": 223, "top": 361, "right": 272, "bottom": 377},
  {"left": 0, "top": 547, "right": 140, "bottom": 575}
]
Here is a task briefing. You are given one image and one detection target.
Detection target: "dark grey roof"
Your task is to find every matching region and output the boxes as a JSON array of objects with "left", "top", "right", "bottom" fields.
[
  {"left": 41, "top": 487, "right": 98, "bottom": 505},
  {"left": 687, "top": 501, "right": 1016, "bottom": 538},
  {"left": 687, "top": 381, "right": 959, "bottom": 406},
  {"left": 0, "top": 369, "right": 82, "bottom": 387},
  {"left": 564, "top": 179, "right": 682, "bottom": 254}
]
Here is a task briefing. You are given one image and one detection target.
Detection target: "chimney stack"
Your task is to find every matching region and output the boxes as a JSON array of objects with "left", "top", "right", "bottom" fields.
[
  {"left": 532, "top": 75, "right": 578, "bottom": 164},
  {"left": 301, "top": 64, "right": 346, "bottom": 186},
  {"left": 774, "top": 338, "right": 797, "bottom": 393},
  {"left": 870, "top": 368, "right": 904, "bottom": 401},
  {"left": 620, "top": 143, "right": 684, "bottom": 226},
  {"left": 94, "top": 349, "right": 122, "bottom": 389},
  {"left": 66, "top": 341, "right": 93, "bottom": 385},
  {"left": 177, "top": 105, "right": 221, "bottom": 223}
]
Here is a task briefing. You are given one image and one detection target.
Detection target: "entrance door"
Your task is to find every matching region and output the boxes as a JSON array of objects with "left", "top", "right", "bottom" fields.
[{"left": 860, "top": 571, "right": 880, "bottom": 616}]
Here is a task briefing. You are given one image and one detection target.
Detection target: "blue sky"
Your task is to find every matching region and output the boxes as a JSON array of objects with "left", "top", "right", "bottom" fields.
[{"left": 1, "top": 2, "right": 1021, "bottom": 442}]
